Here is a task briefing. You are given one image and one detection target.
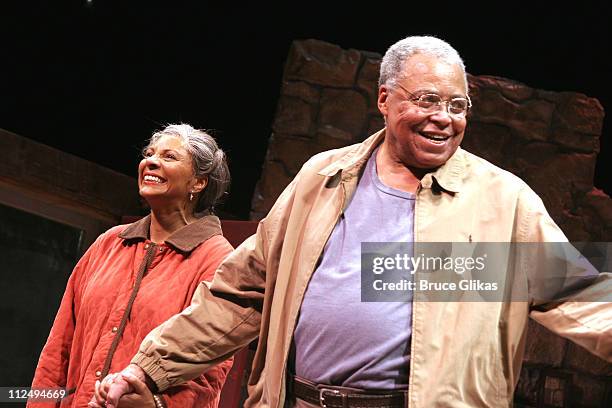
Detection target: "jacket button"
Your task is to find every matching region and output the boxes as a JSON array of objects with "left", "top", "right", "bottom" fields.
[
  {"left": 112, "top": 327, "right": 118, "bottom": 333},
  {"left": 95, "top": 371, "right": 102, "bottom": 377}
]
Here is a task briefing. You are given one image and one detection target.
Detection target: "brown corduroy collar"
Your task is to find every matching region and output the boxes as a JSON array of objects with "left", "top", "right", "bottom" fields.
[{"left": 118, "top": 214, "right": 222, "bottom": 253}]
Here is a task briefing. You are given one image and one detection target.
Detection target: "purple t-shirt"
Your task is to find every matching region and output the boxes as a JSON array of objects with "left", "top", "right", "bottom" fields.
[{"left": 294, "top": 149, "right": 414, "bottom": 390}]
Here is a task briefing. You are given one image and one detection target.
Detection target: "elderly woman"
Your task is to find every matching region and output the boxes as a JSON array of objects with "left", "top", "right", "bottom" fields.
[{"left": 28, "top": 124, "right": 234, "bottom": 408}]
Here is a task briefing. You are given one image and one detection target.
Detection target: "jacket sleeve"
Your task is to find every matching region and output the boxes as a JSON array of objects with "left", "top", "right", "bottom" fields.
[
  {"left": 131, "top": 177, "right": 298, "bottom": 391},
  {"left": 27, "top": 237, "right": 100, "bottom": 408},
  {"left": 518, "top": 187, "right": 612, "bottom": 362},
  {"left": 159, "top": 235, "right": 236, "bottom": 408},
  {"left": 131, "top": 224, "right": 268, "bottom": 391},
  {"left": 158, "top": 358, "right": 234, "bottom": 408}
]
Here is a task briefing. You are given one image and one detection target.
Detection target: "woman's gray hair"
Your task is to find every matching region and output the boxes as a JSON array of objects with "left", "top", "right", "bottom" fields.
[
  {"left": 379, "top": 35, "right": 468, "bottom": 91},
  {"left": 146, "top": 123, "right": 230, "bottom": 213}
]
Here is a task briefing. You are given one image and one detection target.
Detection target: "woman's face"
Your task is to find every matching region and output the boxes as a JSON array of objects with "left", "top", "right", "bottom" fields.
[{"left": 138, "top": 134, "right": 202, "bottom": 208}]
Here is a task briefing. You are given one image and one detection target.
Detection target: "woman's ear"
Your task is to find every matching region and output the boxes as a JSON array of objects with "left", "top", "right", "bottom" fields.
[{"left": 191, "top": 176, "right": 208, "bottom": 194}]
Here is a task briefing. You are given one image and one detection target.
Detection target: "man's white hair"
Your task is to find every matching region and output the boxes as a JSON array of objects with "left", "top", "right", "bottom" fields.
[{"left": 379, "top": 35, "right": 468, "bottom": 91}]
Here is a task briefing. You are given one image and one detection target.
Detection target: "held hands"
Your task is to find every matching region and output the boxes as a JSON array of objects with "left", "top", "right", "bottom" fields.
[
  {"left": 89, "top": 364, "right": 152, "bottom": 408},
  {"left": 111, "top": 373, "right": 156, "bottom": 408}
]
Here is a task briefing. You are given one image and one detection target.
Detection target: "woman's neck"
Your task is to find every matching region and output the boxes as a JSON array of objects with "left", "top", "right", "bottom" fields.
[{"left": 148, "top": 207, "right": 196, "bottom": 244}]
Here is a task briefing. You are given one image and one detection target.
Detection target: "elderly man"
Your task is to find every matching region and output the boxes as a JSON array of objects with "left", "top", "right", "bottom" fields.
[{"left": 96, "top": 36, "right": 611, "bottom": 408}]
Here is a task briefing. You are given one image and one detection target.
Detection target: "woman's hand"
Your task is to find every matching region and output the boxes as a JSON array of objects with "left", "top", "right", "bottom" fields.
[
  {"left": 89, "top": 373, "right": 123, "bottom": 408},
  {"left": 88, "top": 365, "right": 146, "bottom": 408}
]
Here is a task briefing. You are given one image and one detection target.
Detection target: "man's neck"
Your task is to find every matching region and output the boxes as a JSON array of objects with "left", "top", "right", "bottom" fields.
[{"left": 375, "top": 144, "right": 429, "bottom": 194}]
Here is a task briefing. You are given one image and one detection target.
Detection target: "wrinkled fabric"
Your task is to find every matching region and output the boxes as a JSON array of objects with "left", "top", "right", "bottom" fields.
[
  {"left": 29, "top": 215, "right": 234, "bottom": 408},
  {"left": 294, "top": 148, "right": 414, "bottom": 389},
  {"left": 132, "top": 129, "right": 612, "bottom": 408}
]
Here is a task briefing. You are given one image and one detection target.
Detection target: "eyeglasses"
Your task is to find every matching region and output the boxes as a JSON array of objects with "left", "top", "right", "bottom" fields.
[{"left": 395, "top": 83, "right": 472, "bottom": 118}]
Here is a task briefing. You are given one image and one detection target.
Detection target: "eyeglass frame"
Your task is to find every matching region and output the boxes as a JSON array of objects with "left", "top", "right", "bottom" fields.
[{"left": 393, "top": 82, "right": 472, "bottom": 118}]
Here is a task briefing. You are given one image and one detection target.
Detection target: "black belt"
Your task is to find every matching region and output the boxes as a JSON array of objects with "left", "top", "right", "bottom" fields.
[{"left": 291, "top": 376, "right": 407, "bottom": 408}]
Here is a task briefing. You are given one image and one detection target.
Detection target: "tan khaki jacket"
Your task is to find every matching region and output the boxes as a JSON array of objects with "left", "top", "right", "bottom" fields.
[{"left": 133, "top": 129, "right": 611, "bottom": 407}]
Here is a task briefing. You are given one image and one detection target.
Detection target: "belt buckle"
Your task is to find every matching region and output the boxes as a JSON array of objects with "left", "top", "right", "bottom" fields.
[{"left": 319, "top": 387, "right": 341, "bottom": 408}]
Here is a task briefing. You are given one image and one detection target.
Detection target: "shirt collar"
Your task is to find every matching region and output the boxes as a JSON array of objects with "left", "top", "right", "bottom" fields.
[
  {"left": 118, "top": 214, "right": 223, "bottom": 253},
  {"left": 317, "top": 128, "right": 467, "bottom": 193}
]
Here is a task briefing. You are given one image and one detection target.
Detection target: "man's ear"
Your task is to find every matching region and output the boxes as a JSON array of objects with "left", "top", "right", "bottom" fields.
[
  {"left": 191, "top": 176, "right": 208, "bottom": 194},
  {"left": 378, "top": 85, "right": 390, "bottom": 116}
]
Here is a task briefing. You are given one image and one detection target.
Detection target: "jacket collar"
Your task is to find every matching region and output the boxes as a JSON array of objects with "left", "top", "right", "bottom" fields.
[
  {"left": 317, "top": 128, "right": 386, "bottom": 178},
  {"left": 317, "top": 128, "right": 467, "bottom": 193},
  {"left": 424, "top": 147, "right": 467, "bottom": 194},
  {"left": 118, "top": 214, "right": 222, "bottom": 253}
]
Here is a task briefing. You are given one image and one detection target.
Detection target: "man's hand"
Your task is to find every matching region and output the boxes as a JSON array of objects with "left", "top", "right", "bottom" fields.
[
  {"left": 89, "top": 364, "right": 147, "bottom": 408},
  {"left": 113, "top": 373, "right": 156, "bottom": 408}
]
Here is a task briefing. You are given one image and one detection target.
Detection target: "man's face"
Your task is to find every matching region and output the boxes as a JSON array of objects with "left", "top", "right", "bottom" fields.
[{"left": 378, "top": 53, "right": 468, "bottom": 170}]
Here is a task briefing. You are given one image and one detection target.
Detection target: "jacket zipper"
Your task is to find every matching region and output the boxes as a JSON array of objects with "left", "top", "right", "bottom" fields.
[
  {"left": 100, "top": 243, "right": 157, "bottom": 378},
  {"left": 408, "top": 183, "right": 422, "bottom": 407},
  {"left": 278, "top": 181, "right": 347, "bottom": 408}
]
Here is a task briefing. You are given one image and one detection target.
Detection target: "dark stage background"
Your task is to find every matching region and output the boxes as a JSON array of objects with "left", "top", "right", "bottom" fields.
[{"left": 1, "top": 1, "right": 610, "bottom": 219}]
